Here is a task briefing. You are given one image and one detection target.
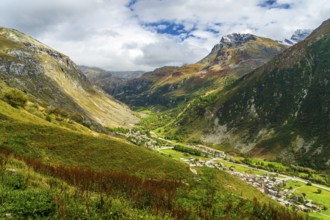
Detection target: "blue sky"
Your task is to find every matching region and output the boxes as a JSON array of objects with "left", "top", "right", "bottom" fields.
[{"left": 0, "top": 0, "right": 329, "bottom": 71}]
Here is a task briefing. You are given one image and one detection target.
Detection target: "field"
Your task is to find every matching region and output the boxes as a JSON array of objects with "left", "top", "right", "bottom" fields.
[
  {"left": 285, "top": 180, "right": 330, "bottom": 219},
  {"left": 159, "top": 148, "right": 207, "bottom": 161}
]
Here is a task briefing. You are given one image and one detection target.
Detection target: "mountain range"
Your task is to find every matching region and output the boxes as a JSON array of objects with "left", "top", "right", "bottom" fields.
[{"left": 110, "top": 33, "right": 287, "bottom": 109}]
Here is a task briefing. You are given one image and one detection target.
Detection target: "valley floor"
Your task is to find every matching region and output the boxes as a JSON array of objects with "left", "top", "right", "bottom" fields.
[{"left": 121, "top": 129, "right": 330, "bottom": 220}]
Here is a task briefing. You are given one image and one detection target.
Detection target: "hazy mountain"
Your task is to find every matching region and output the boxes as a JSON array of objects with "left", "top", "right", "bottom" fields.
[
  {"left": 110, "top": 70, "right": 145, "bottom": 79},
  {"left": 0, "top": 27, "right": 138, "bottom": 128},
  {"left": 173, "top": 19, "right": 330, "bottom": 169},
  {"left": 283, "top": 29, "right": 312, "bottom": 45},
  {"left": 80, "top": 66, "right": 145, "bottom": 94}
]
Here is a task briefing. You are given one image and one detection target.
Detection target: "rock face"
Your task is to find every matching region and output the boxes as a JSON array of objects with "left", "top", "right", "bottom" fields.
[
  {"left": 111, "top": 34, "right": 287, "bottom": 109},
  {"left": 219, "top": 33, "right": 257, "bottom": 47},
  {"left": 175, "top": 19, "right": 330, "bottom": 169},
  {"left": 0, "top": 27, "right": 138, "bottom": 128}
]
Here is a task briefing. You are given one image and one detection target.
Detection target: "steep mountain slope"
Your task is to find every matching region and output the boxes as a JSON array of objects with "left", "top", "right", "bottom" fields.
[
  {"left": 173, "top": 19, "right": 330, "bottom": 170},
  {"left": 0, "top": 27, "right": 138, "bottom": 128},
  {"left": 112, "top": 34, "right": 287, "bottom": 109}
]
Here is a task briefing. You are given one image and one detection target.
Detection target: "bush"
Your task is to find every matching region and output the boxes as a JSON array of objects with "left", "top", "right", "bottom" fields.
[
  {"left": 173, "top": 145, "right": 201, "bottom": 156},
  {"left": 45, "top": 115, "right": 52, "bottom": 122},
  {"left": 0, "top": 189, "right": 55, "bottom": 218},
  {"left": 2, "top": 88, "right": 27, "bottom": 108},
  {"left": 3, "top": 173, "right": 27, "bottom": 190},
  {"left": 46, "top": 106, "right": 69, "bottom": 118}
]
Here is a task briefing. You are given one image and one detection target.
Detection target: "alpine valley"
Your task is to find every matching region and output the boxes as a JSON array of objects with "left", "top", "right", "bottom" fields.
[{"left": 0, "top": 15, "right": 330, "bottom": 220}]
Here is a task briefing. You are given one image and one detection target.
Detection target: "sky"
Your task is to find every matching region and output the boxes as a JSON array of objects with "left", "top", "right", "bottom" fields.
[{"left": 0, "top": 0, "right": 329, "bottom": 71}]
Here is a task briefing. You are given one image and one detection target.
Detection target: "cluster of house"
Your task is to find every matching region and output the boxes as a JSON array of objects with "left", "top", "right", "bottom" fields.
[
  {"left": 180, "top": 158, "right": 207, "bottom": 167},
  {"left": 228, "top": 169, "right": 322, "bottom": 212},
  {"left": 125, "top": 131, "right": 158, "bottom": 149},
  {"left": 180, "top": 157, "right": 322, "bottom": 213}
]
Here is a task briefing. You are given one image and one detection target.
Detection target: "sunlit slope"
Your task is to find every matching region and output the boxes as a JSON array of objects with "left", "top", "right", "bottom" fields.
[{"left": 0, "top": 27, "right": 138, "bottom": 128}]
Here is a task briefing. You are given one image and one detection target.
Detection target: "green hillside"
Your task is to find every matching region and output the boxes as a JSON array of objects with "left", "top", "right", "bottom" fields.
[
  {"left": 0, "top": 99, "right": 189, "bottom": 179},
  {"left": 171, "top": 19, "right": 330, "bottom": 170}
]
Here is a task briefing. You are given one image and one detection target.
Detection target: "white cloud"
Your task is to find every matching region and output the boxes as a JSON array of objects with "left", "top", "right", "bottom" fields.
[{"left": 0, "top": 0, "right": 329, "bottom": 71}]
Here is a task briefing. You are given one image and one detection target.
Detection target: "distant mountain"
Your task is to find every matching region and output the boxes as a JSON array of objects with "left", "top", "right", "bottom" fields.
[
  {"left": 112, "top": 33, "right": 287, "bottom": 108},
  {"left": 111, "top": 70, "right": 145, "bottom": 79},
  {"left": 283, "top": 29, "right": 312, "bottom": 45},
  {"left": 80, "top": 66, "right": 145, "bottom": 94},
  {"left": 79, "top": 66, "right": 125, "bottom": 94},
  {"left": 0, "top": 27, "right": 138, "bottom": 128},
  {"left": 173, "top": 19, "right": 330, "bottom": 169}
]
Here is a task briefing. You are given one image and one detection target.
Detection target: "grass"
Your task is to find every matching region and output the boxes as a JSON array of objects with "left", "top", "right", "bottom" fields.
[
  {"left": 295, "top": 185, "right": 330, "bottom": 213},
  {"left": 0, "top": 100, "right": 191, "bottom": 180},
  {"left": 194, "top": 167, "right": 278, "bottom": 205},
  {"left": 0, "top": 155, "right": 174, "bottom": 219},
  {"left": 217, "top": 159, "right": 269, "bottom": 175},
  {"left": 159, "top": 149, "right": 207, "bottom": 161}
]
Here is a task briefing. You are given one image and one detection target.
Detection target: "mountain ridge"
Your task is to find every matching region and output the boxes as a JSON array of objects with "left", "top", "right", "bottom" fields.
[{"left": 0, "top": 27, "right": 138, "bottom": 128}]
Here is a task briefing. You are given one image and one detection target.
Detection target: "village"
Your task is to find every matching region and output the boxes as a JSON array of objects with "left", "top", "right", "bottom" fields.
[
  {"left": 123, "top": 129, "right": 325, "bottom": 214},
  {"left": 180, "top": 156, "right": 321, "bottom": 213}
]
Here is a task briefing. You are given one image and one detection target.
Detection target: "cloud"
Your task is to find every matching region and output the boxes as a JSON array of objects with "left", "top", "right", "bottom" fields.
[{"left": 0, "top": 0, "right": 329, "bottom": 71}]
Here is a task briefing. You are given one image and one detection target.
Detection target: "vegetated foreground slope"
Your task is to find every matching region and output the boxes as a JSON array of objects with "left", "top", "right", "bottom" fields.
[
  {"left": 111, "top": 34, "right": 287, "bottom": 109},
  {"left": 174, "top": 18, "right": 330, "bottom": 170},
  {"left": 0, "top": 27, "right": 138, "bottom": 128},
  {"left": 0, "top": 99, "right": 189, "bottom": 180},
  {"left": 0, "top": 94, "right": 304, "bottom": 219}
]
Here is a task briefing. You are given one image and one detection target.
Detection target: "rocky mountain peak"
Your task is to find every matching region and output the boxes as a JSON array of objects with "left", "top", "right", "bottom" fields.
[
  {"left": 283, "top": 29, "right": 312, "bottom": 45},
  {"left": 219, "top": 33, "right": 256, "bottom": 47}
]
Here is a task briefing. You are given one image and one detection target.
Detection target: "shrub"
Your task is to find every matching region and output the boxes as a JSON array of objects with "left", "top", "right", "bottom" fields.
[
  {"left": 46, "top": 106, "right": 69, "bottom": 118},
  {"left": 3, "top": 172, "right": 27, "bottom": 190},
  {"left": 2, "top": 88, "right": 27, "bottom": 108},
  {"left": 0, "top": 189, "right": 55, "bottom": 218},
  {"left": 45, "top": 115, "right": 52, "bottom": 122},
  {"left": 173, "top": 145, "right": 201, "bottom": 156}
]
